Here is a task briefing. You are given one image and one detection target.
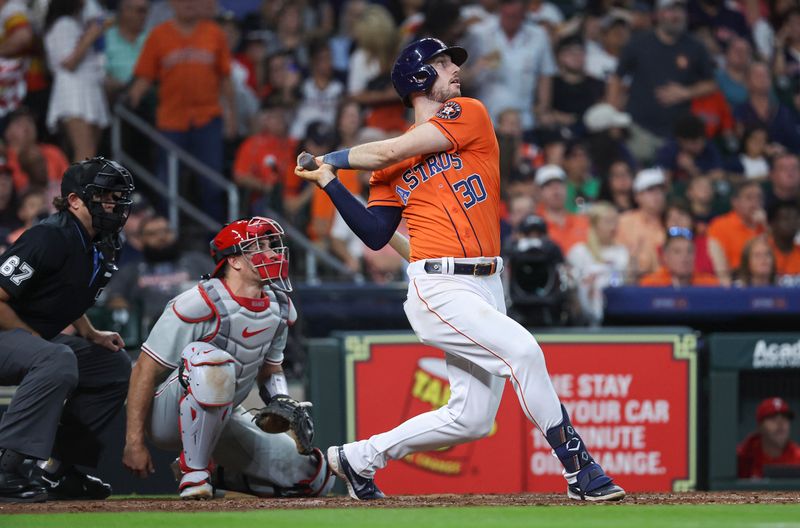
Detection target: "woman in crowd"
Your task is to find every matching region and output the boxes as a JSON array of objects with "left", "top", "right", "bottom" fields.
[
  {"left": 567, "top": 201, "right": 630, "bottom": 325},
  {"left": 598, "top": 159, "right": 635, "bottom": 213},
  {"left": 346, "top": 4, "right": 405, "bottom": 133},
  {"left": 44, "top": 0, "right": 110, "bottom": 162},
  {"left": 735, "top": 235, "right": 778, "bottom": 287}
]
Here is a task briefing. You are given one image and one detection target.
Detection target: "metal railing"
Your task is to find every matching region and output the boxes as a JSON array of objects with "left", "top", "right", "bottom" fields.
[{"left": 110, "top": 103, "right": 356, "bottom": 282}]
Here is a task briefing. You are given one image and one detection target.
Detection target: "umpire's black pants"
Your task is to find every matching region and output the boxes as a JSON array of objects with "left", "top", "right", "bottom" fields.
[{"left": 0, "top": 329, "right": 131, "bottom": 467}]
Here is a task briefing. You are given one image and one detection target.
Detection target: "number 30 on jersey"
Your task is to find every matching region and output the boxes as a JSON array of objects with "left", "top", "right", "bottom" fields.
[{"left": 452, "top": 173, "right": 487, "bottom": 209}]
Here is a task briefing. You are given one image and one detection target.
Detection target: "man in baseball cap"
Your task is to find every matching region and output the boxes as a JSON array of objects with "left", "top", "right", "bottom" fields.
[
  {"left": 737, "top": 397, "right": 800, "bottom": 478},
  {"left": 534, "top": 164, "right": 590, "bottom": 254},
  {"left": 617, "top": 168, "right": 668, "bottom": 278}
]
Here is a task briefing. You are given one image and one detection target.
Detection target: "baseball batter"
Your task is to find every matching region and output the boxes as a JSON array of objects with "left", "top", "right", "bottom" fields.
[
  {"left": 122, "top": 217, "right": 332, "bottom": 499},
  {"left": 295, "top": 38, "right": 625, "bottom": 502}
]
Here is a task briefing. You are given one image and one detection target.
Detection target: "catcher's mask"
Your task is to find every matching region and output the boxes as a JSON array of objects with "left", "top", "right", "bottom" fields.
[
  {"left": 209, "top": 217, "right": 291, "bottom": 292},
  {"left": 61, "top": 157, "right": 135, "bottom": 236}
]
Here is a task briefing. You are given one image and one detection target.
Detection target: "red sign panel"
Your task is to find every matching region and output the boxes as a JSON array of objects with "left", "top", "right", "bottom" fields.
[
  {"left": 524, "top": 342, "right": 690, "bottom": 493},
  {"left": 350, "top": 337, "right": 693, "bottom": 494},
  {"left": 353, "top": 343, "right": 525, "bottom": 494}
]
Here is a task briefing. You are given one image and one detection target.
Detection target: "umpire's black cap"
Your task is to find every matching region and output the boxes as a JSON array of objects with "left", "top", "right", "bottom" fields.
[
  {"left": 61, "top": 157, "right": 134, "bottom": 198},
  {"left": 61, "top": 162, "right": 95, "bottom": 198}
]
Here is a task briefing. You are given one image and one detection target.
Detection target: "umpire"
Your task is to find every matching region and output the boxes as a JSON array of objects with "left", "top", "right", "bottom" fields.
[{"left": 0, "top": 158, "right": 135, "bottom": 503}]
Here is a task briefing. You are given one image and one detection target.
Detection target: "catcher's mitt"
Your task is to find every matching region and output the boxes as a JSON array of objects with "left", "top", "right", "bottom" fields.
[{"left": 253, "top": 395, "right": 315, "bottom": 454}]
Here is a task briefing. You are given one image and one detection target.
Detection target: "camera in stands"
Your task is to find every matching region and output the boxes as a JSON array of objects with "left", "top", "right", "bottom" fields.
[{"left": 506, "top": 214, "right": 570, "bottom": 327}]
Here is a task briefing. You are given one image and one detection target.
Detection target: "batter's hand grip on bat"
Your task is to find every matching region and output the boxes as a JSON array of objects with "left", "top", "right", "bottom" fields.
[{"left": 298, "top": 152, "right": 319, "bottom": 171}]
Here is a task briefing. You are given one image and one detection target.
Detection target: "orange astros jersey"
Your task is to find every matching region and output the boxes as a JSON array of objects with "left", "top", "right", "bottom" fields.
[{"left": 367, "top": 97, "right": 500, "bottom": 262}]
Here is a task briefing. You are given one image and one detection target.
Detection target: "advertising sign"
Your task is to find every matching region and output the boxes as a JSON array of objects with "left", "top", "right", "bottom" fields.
[{"left": 344, "top": 332, "right": 696, "bottom": 494}]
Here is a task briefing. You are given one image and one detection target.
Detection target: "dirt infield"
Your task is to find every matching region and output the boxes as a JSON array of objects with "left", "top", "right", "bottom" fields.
[{"left": 1, "top": 491, "right": 798, "bottom": 514}]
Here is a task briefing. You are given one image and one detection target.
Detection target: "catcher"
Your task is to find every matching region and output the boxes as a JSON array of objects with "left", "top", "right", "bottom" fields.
[{"left": 122, "top": 217, "right": 333, "bottom": 499}]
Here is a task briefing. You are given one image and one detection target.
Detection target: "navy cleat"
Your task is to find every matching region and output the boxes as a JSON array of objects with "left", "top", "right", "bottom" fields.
[
  {"left": 326, "top": 446, "right": 384, "bottom": 500},
  {"left": 567, "top": 463, "right": 626, "bottom": 502},
  {"left": 546, "top": 404, "right": 626, "bottom": 503}
]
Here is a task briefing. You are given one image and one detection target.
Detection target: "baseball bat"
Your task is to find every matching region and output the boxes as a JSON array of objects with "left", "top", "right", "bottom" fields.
[
  {"left": 298, "top": 151, "right": 318, "bottom": 171},
  {"left": 297, "top": 151, "right": 411, "bottom": 262}
]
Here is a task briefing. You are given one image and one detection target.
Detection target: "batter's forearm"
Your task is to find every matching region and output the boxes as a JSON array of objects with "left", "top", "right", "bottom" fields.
[{"left": 346, "top": 139, "right": 402, "bottom": 170}]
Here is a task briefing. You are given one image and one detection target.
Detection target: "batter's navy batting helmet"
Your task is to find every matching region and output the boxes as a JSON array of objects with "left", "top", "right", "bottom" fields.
[{"left": 391, "top": 37, "right": 468, "bottom": 108}]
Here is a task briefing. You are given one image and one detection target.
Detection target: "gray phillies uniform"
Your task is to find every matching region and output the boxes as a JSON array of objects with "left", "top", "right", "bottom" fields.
[{"left": 140, "top": 278, "right": 328, "bottom": 496}]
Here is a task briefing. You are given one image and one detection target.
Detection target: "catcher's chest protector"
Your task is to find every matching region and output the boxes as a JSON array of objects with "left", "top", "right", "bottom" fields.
[{"left": 196, "top": 279, "right": 290, "bottom": 405}]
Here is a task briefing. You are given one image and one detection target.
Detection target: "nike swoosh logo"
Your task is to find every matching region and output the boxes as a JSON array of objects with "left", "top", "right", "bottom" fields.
[
  {"left": 41, "top": 476, "right": 59, "bottom": 488},
  {"left": 242, "top": 326, "right": 270, "bottom": 338}
]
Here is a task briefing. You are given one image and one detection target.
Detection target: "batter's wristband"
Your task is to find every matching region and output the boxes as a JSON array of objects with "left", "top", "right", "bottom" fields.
[{"left": 322, "top": 149, "right": 352, "bottom": 170}]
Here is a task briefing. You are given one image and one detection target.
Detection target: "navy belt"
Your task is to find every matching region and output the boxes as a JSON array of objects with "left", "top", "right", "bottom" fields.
[{"left": 424, "top": 258, "right": 498, "bottom": 276}]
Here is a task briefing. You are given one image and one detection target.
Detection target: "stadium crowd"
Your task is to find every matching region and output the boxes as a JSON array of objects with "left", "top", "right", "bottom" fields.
[{"left": 0, "top": 0, "right": 798, "bottom": 324}]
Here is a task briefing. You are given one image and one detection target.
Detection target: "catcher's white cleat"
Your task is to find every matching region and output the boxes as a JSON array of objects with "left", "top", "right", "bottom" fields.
[
  {"left": 179, "top": 470, "right": 214, "bottom": 500},
  {"left": 180, "top": 481, "right": 214, "bottom": 500}
]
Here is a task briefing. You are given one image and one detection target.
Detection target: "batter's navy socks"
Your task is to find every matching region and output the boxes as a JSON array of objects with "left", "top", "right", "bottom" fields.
[
  {"left": 326, "top": 446, "right": 385, "bottom": 500},
  {"left": 546, "top": 405, "right": 626, "bottom": 502},
  {"left": 0, "top": 449, "right": 47, "bottom": 503}
]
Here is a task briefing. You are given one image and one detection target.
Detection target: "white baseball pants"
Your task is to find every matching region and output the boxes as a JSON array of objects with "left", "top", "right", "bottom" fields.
[
  {"left": 342, "top": 257, "right": 564, "bottom": 477},
  {"left": 149, "top": 372, "right": 319, "bottom": 493}
]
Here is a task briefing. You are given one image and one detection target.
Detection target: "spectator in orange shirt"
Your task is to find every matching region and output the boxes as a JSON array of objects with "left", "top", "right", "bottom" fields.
[
  {"left": 767, "top": 200, "right": 800, "bottom": 280},
  {"left": 734, "top": 235, "right": 777, "bottom": 287},
  {"left": 535, "top": 164, "right": 589, "bottom": 254},
  {"left": 128, "top": 0, "right": 236, "bottom": 222},
  {"left": 707, "top": 180, "right": 766, "bottom": 281},
  {"left": 640, "top": 226, "right": 720, "bottom": 287},
  {"left": 690, "top": 88, "right": 735, "bottom": 143},
  {"left": 307, "top": 114, "right": 373, "bottom": 244},
  {"left": 233, "top": 104, "right": 297, "bottom": 214},
  {"left": 283, "top": 121, "right": 338, "bottom": 229},
  {"left": 3, "top": 107, "right": 69, "bottom": 193},
  {"left": 738, "top": 397, "right": 800, "bottom": 479},
  {"left": 616, "top": 168, "right": 667, "bottom": 279}
]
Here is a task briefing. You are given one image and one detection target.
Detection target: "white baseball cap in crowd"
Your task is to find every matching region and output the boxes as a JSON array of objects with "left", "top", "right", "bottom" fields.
[
  {"left": 600, "top": 8, "right": 633, "bottom": 30},
  {"left": 656, "top": 0, "right": 687, "bottom": 10},
  {"left": 534, "top": 164, "right": 567, "bottom": 187},
  {"left": 583, "top": 103, "right": 632, "bottom": 133},
  {"left": 633, "top": 168, "right": 667, "bottom": 193}
]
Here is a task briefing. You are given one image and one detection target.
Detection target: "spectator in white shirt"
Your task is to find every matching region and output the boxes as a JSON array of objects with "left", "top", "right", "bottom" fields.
[
  {"left": 567, "top": 201, "right": 629, "bottom": 325},
  {"left": 585, "top": 9, "right": 632, "bottom": 81},
  {"left": 290, "top": 39, "right": 345, "bottom": 139},
  {"left": 464, "top": 0, "right": 556, "bottom": 131}
]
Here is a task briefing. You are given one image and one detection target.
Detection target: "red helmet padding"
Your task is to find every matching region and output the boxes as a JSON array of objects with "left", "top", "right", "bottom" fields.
[{"left": 209, "top": 217, "right": 287, "bottom": 280}]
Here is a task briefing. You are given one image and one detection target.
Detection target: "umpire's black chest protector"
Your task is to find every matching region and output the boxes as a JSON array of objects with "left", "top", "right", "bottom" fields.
[{"left": 0, "top": 212, "right": 119, "bottom": 339}]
